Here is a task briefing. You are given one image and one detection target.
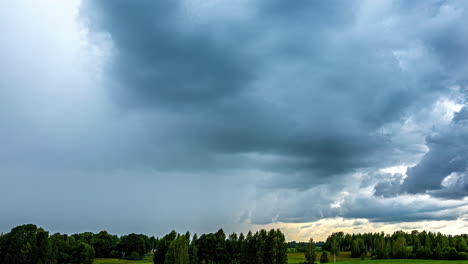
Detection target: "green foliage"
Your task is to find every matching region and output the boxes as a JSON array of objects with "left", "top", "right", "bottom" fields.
[
  {"left": 351, "top": 240, "right": 360, "bottom": 258},
  {"left": 128, "top": 252, "right": 141, "bottom": 260},
  {"left": 164, "top": 236, "right": 190, "bottom": 264},
  {"left": 392, "top": 237, "right": 409, "bottom": 259},
  {"left": 70, "top": 241, "right": 95, "bottom": 264},
  {"left": 189, "top": 234, "right": 199, "bottom": 264},
  {"left": 305, "top": 238, "right": 317, "bottom": 264},
  {"left": 154, "top": 231, "right": 177, "bottom": 264},
  {"left": 320, "top": 251, "right": 330, "bottom": 263},
  {"left": 3, "top": 224, "right": 468, "bottom": 264},
  {"left": 109, "top": 249, "right": 120, "bottom": 259},
  {"left": 90, "top": 231, "right": 118, "bottom": 258},
  {"left": 119, "top": 234, "right": 147, "bottom": 260}
]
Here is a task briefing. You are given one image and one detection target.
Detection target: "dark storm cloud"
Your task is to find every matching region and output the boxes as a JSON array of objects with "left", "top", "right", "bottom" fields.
[
  {"left": 340, "top": 195, "right": 467, "bottom": 223},
  {"left": 401, "top": 107, "right": 468, "bottom": 198},
  {"left": 79, "top": 0, "right": 468, "bottom": 224},
  {"left": 81, "top": 0, "right": 451, "bottom": 184},
  {"left": 374, "top": 173, "right": 405, "bottom": 197},
  {"left": 82, "top": 1, "right": 254, "bottom": 107},
  {"left": 2, "top": 0, "right": 468, "bottom": 235}
]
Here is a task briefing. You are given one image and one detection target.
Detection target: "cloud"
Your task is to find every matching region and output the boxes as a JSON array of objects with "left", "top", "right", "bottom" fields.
[
  {"left": 402, "top": 107, "right": 468, "bottom": 198},
  {"left": 81, "top": 0, "right": 467, "bottom": 183},
  {"left": 1, "top": 0, "right": 468, "bottom": 235}
]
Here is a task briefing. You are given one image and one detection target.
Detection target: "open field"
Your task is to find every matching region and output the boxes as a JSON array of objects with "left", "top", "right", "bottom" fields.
[
  {"left": 94, "top": 253, "right": 468, "bottom": 264},
  {"left": 288, "top": 251, "right": 357, "bottom": 263},
  {"left": 325, "top": 261, "right": 468, "bottom": 264},
  {"left": 94, "top": 256, "right": 153, "bottom": 264}
]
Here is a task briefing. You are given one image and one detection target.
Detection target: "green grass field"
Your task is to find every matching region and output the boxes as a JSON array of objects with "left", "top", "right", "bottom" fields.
[
  {"left": 326, "top": 261, "right": 468, "bottom": 264},
  {"left": 94, "top": 253, "right": 468, "bottom": 264},
  {"left": 288, "top": 251, "right": 356, "bottom": 264},
  {"left": 94, "top": 256, "right": 153, "bottom": 264}
]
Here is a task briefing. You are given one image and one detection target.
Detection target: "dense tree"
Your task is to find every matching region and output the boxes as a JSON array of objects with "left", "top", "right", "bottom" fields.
[
  {"left": 118, "top": 233, "right": 146, "bottom": 259},
  {"left": 49, "top": 234, "right": 72, "bottom": 264},
  {"left": 304, "top": 238, "right": 317, "bottom": 264},
  {"left": 0, "top": 224, "right": 56, "bottom": 264},
  {"left": 453, "top": 236, "right": 468, "bottom": 253},
  {"left": 197, "top": 233, "right": 217, "bottom": 264},
  {"left": 392, "top": 236, "right": 409, "bottom": 259},
  {"left": 351, "top": 238, "right": 366, "bottom": 258},
  {"left": 433, "top": 243, "right": 443, "bottom": 260},
  {"left": 214, "top": 229, "right": 227, "bottom": 263},
  {"left": 0, "top": 233, "right": 10, "bottom": 264},
  {"left": 2, "top": 224, "right": 468, "bottom": 264},
  {"left": 90, "top": 231, "right": 118, "bottom": 258},
  {"left": 351, "top": 240, "right": 360, "bottom": 258},
  {"left": 149, "top": 236, "right": 158, "bottom": 252},
  {"left": 226, "top": 233, "right": 240, "bottom": 263},
  {"left": 189, "top": 234, "right": 199, "bottom": 264},
  {"left": 154, "top": 231, "right": 177, "bottom": 264},
  {"left": 274, "top": 229, "right": 288, "bottom": 264},
  {"left": 320, "top": 251, "right": 329, "bottom": 263},
  {"left": 165, "top": 236, "right": 190, "bottom": 264},
  {"left": 329, "top": 237, "right": 339, "bottom": 263},
  {"left": 70, "top": 241, "right": 94, "bottom": 264}
]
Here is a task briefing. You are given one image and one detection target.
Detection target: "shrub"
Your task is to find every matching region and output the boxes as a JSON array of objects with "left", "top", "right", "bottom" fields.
[
  {"left": 320, "top": 251, "right": 329, "bottom": 263},
  {"left": 127, "top": 251, "right": 141, "bottom": 260},
  {"left": 109, "top": 250, "right": 120, "bottom": 258}
]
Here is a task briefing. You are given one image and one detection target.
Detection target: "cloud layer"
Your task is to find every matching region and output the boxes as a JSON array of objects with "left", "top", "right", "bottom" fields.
[{"left": 1, "top": 0, "right": 468, "bottom": 236}]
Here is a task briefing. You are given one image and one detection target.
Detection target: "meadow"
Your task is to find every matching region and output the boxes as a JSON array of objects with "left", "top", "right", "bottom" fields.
[
  {"left": 287, "top": 251, "right": 468, "bottom": 264},
  {"left": 94, "top": 252, "right": 468, "bottom": 264}
]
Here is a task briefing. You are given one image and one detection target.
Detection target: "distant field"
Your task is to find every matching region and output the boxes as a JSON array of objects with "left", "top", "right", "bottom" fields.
[
  {"left": 288, "top": 251, "right": 356, "bottom": 263},
  {"left": 331, "top": 261, "right": 468, "bottom": 264},
  {"left": 94, "top": 256, "right": 153, "bottom": 264},
  {"left": 287, "top": 251, "right": 468, "bottom": 264},
  {"left": 94, "top": 254, "right": 468, "bottom": 264}
]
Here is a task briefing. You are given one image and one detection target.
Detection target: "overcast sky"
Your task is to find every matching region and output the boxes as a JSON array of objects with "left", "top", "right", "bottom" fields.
[{"left": 1, "top": 0, "right": 467, "bottom": 240}]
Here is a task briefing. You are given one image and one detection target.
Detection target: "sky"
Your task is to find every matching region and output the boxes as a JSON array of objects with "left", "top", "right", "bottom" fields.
[{"left": 0, "top": 0, "right": 468, "bottom": 241}]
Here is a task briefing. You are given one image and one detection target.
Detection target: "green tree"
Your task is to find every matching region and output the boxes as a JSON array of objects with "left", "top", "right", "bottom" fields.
[
  {"left": 154, "top": 231, "right": 177, "bottom": 264},
  {"left": 433, "top": 243, "right": 443, "bottom": 260},
  {"left": 38, "top": 232, "right": 54, "bottom": 264},
  {"left": 226, "top": 233, "right": 239, "bottom": 263},
  {"left": 255, "top": 230, "right": 266, "bottom": 264},
  {"left": 165, "top": 236, "right": 190, "bottom": 264},
  {"left": 330, "top": 237, "right": 339, "bottom": 263},
  {"left": 351, "top": 240, "right": 360, "bottom": 258},
  {"left": 383, "top": 240, "right": 391, "bottom": 259},
  {"left": 90, "top": 231, "right": 118, "bottom": 258},
  {"left": 3, "top": 224, "right": 40, "bottom": 264},
  {"left": 118, "top": 233, "right": 146, "bottom": 259},
  {"left": 392, "top": 236, "right": 408, "bottom": 259},
  {"left": 304, "top": 238, "right": 317, "bottom": 264},
  {"left": 274, "top": 229, "right": 288, "bottom": 264},
  {"left": 0, "top": 233, "right": 11, "bottom": 264},
  {"left": 127, "top": 252, "right": 141, "bottom": 260},
  {"left": 70, "top": 241, "right": 94, "bottom": 264},
  {"left": 214, "top": 229, "right": 227, "bottom": 263},
  {"left": 49, "top": 233, "right": 72, "bottom": 264},
  {"left": 189, "top": 234, "right": 199, "bottom": 264},
  {"left": 453, "top": 236, "right": 468, "bottom": 253},
  {"left": 197, "top": 233, "right": 217, "bottom": 264},
  {"left": 320, "top": 251, "right": 330, "bottom": 263}
]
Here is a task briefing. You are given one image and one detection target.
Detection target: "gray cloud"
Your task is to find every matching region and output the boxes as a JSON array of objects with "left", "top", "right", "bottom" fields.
[
  {"left": 81, "top": 0, "right": 460, "bottom": 182},
  {"left": 402, "top": 106, "right": 468, "bottom": 198},
  {"left": 374, "top": 173, "right": 405, "bottom": 197},
  {"left": 1, "top": 0, "right": 468, "bottom": 235}
]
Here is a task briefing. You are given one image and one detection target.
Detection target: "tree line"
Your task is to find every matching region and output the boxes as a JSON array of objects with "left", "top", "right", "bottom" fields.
[
  {"left": 2, "top": 224, "right": 468, "bottom": 264},
  {"left": 0, "top": 224, "right": 288, "bottom": 264},
  {"left": 319, "top": 230, "right": 468, "bottom": 261}
]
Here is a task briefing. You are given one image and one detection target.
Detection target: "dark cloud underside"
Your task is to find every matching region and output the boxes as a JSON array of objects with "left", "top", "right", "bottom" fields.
[{"left": 1, "top": 0, "right": 468, "bottom": 235}]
